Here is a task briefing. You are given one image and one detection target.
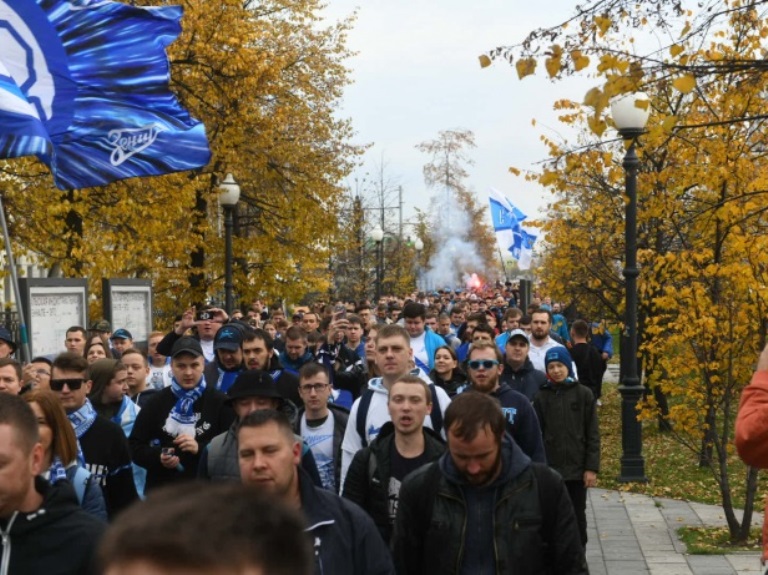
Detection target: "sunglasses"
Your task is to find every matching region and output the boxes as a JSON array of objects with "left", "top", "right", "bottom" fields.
[
  {"left": 50, "top": 378, "right": 86, "bottom": 391},
  {"left": 467, "top": 359, "right": 499, "bottom": 370}
]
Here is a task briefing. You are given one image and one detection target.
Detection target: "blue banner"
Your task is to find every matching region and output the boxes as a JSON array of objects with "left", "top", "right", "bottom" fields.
[
  {"left": 488, "top": 187, "right": 536, "bottom": 270},
  {"left": 0, "top": 0, "right": 210, "bottom": 189}
]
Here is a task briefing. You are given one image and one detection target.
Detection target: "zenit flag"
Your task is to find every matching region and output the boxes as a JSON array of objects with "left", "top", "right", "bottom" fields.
[
  {"left": 488, "top": 187, "right": 537, "bottom": 270},
  {"left": 0, "top": 0, "right": 211, "bottom": 189}
]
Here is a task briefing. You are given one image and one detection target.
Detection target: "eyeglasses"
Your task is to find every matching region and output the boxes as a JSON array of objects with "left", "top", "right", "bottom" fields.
[
  {"left": 300, "top": 383, "right": 329, "bottom": 393},
  {"left": 467, "top": 359, "right": 499, "bottom": 370},
  {"left": 35, "top": 369, "right": 51, "bottom": 377},
  {"left": 50, "top": 378, "right": 85, "bottom": 391}
]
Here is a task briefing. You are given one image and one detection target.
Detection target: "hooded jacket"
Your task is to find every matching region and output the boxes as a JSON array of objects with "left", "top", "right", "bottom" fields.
[
  {"left": 339, "top": 375, "right": 451, "bottom": 490},
  {"left": 0, "top": 478, "right": 105, "bottom": 575},
  {"left": 298, "top": 467, "right": 395, "bottom": 575},
  {"left": 500, "top": 356, "right": 547, "bottom": 402},
  {"left": 342, "top": 422, "right": 445, "bottom": 543},
  {"left": 533, "top": 377, "right": 600, "bottom": 481},
  {"left": 391, "top": 438, "right": 586, "bottom": 575}
]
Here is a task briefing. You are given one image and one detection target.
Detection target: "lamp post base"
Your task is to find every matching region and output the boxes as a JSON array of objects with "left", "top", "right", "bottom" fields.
[{"left": 617, "top": 383, "right": 648, "bottom": 483}]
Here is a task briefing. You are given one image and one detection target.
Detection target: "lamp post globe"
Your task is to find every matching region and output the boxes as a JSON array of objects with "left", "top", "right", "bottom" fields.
[{"left": 218, "top": 173, "right": 240, "bottom": 314}]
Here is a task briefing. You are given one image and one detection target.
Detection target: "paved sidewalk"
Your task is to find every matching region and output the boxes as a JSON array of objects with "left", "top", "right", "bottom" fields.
[{"left": 587, "top": 488, "right": 763, "bottom": 574}]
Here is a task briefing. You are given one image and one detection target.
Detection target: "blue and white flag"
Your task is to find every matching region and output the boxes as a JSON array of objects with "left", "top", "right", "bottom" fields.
[
  {"left": 488, "top": 187, "right": 536, "bottom": 270},
  {"left": 0, "top": 0, "right": 211, "bottom": 189}
]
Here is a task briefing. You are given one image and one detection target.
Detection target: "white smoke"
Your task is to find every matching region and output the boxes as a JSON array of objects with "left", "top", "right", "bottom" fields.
[{"left": 420, "top": 190, "right": 485, "bottom": 291}]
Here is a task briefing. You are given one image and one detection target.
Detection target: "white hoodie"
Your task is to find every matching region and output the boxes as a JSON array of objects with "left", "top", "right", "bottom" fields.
[{"left": 339, "top": 372, "right": 451, "bottom": 491}]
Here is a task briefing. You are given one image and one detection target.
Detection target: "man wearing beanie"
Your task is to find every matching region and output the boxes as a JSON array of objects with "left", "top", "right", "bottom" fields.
[{"left": 533, "top": 345, "right": 600, "bottom": 549}]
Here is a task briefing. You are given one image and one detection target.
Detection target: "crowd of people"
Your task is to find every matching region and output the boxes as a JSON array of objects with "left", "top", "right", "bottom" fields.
[{"left": 0, "top": 286, "right": 619, "bottom": 574}]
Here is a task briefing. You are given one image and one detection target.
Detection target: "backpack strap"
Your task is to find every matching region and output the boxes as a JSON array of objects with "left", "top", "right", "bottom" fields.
[
  {"left": 428, "top": 384, "right": 443, "bottom": 436},
  {"left": 72, "top": 466, "right": 92, "bottom": 505},
  {"left": 356, "top": 389, "right": 375, "bottom": 448}
]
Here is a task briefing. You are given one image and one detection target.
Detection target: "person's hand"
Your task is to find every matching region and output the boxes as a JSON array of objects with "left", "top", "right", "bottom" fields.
[
  {"left": 207, "top": 307, "right": 229, "bottom": 324},
  {"left": 178, "top": 307, "right": 197, "bottom": 334},
  {"left": 22, "top": 363, "right": 39, "bottom": 386},
  {"left": 601, "top": 352, "right": 609, "bottom": 361},
  {"left": 160, "top": 449, "right": 180, "bottom": 469},
  {"left": 174, "top": 434, "right": 199, "bottom": 455},
  {"left": 584, "top": 470, "right": 597, "bottom": 488}
]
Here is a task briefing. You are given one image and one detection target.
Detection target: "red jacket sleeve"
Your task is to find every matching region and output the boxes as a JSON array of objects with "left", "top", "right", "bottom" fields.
[{"left": 735, "top": 371, "right": 768, "bottom": 467}]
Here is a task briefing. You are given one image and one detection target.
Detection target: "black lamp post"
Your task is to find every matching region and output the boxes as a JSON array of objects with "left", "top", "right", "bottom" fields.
[
  {"left": 219, "top": 173, "right": 240, "bottom": 315},
  {"left": 611, "top": 92, "right": 650, "bottom": 483},
  {"left": 371, "top": 225, "right": 384, "bottom": 302}
]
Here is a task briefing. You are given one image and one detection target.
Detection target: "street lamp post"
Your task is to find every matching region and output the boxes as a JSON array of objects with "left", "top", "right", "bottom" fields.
[
  {"left": 413, "top": 237, "right": 424, "bottom": 291},
  {"left": 611, "top": 92, "right": 650, "bottom": 483},
  {"left": 219, "top": 173, "right": 241, "bottom": 315},
  {"left": 371, "top": 225, "right": 384, "bottom": 302}
]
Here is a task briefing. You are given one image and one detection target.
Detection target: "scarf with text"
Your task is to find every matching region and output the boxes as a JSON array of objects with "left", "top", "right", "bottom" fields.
[{"left": 164, "top": 377, "right": 206, "bottom": 437}]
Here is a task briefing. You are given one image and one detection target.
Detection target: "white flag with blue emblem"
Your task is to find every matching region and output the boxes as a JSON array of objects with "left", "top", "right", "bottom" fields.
[
  {"left": 0, "top": 0, "right": 211, "bottom": 189},
  {"left": 488, "top": 187, "right": 536, "bottom": 270}
]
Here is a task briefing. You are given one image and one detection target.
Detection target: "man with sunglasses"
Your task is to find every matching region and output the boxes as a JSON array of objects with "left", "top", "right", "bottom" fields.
[
  {"left": 460, "top": 341, "right": 546, "bottom": 463},
  {"left": 51, "top": 352, "right": 138, "bottom": 518}
]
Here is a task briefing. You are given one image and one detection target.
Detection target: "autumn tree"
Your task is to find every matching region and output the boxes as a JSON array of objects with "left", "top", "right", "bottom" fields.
[
  {"left": 518, "top": 7, "right": 768, "bottom": 543},
  {"left": 0, "top": 0, "right": 360, "bottom": 321},
  {"left": 416, "top": 129, "right": 500, "bottom": 287}
]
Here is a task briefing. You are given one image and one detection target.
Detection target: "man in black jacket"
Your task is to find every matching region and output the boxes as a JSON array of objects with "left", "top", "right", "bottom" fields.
[
  {"left": 129, "top": 337, "right": 234, "bottom": 491},
  {"left": 0, "top": 393, "right": 104, "bottom": 573},
  {"left": 499, "top": 328, "right": 547, "bottom": 401},
  {"left": 342, "top": 374, "right": 445, "bottom": 543},
  {"left": 52, "top": 352, "right": 137, "bottom": 518},
  {"left": 238, "top": 409, "right": 394, "bottom": 575},
  {"left": 392, "top": 392, "right": 586, "bottom": 575}
]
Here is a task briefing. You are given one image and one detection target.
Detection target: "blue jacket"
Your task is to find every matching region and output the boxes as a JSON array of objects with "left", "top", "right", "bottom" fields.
[
  {"left": 423, "top": 328, "right": 448, "bottom": 371},
  {"left": 590, "top": 321, "right": 613, "bottom": 358},
  {"left": 552, "top": 313, "right": 570, "bottom": 343},
  {"left": 456, "top": 383, "right": 546, "bottom": 464},
  {"left": 298, "top": 467, "right": 395, "bottom": 575}
]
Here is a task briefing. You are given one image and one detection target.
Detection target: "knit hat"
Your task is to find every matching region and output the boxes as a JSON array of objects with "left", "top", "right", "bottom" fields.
[{"left": 544, "top": 346, "right": 574, "bottom": 379}]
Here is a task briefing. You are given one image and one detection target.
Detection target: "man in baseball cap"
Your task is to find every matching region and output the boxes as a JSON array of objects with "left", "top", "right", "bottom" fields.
[
  {"left": 128, "top": 336, "right": 234, "bottom": 491},
  {"left": 110, "top": 329, "right": 133, "bottom": 359},
  {"left": 198, "top": 369, "right": 321, "bottom": 485},
  {"left": 204, "top": 324, "right": 245, "bottom": 394},
  {"left": 500, "top": 329, "right": 546, "bottom": 401}
]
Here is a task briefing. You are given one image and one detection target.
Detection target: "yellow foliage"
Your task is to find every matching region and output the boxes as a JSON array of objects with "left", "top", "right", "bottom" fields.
[
  {"left": 479, "top": 54, "right": 492, "bottom": 68},
  {"left": 516, "top": 57, "right": 537, "bottom": 79},
  {"left": 545, "top": 53, "right": 562, "bottom": 78},
  {"left": 594, "top": 15, "right": 612, "bottom": 36},
  {"left": 670, "top": 44, "right": 685, "bottom": 57},
  {"left": 673, "top": 74, "right": 697, "bottom": 93},
  {"left": 570, "top": 50, "right": 590, "bottom": 71}
]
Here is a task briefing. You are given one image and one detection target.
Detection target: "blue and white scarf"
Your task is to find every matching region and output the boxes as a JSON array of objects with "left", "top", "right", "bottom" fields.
[
  {"left": 164, "top": 377, "right": 205, "bottom": 437},
  {"left": 67, "top": 399, "right": 97, "bottom": 439},
  {"left": 48, "top": 456, "right": 68, "bottom": 484}
]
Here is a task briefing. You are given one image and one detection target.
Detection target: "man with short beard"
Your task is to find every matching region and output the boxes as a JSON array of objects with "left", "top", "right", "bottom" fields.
[
  {"left": 499, "top": 329, "right": 546, "bottom": 402},
  {"left": 461, "top": 341, "right": 545, "bottom": 463},
  {"left": 238, "top": 409, "right": 395, "bottom": 575},
  {"left": 527, "top": 309, "right": 575, "bottom": 375},
  {"left": 392, "top": 392, "right": 585, "bottom": 575},
  {"left": 242, "top": 329, "right": 302, "bottom": 408}
]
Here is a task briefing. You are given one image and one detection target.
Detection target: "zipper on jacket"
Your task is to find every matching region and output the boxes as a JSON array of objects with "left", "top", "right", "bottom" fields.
[{"left": 0, "top": 512, "right": 18, "bottom": 575}]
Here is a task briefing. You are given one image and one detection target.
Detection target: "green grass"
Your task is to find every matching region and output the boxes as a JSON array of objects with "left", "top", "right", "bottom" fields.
[{"left": 596, "top": 381, "right": 765, "bottom": 553}]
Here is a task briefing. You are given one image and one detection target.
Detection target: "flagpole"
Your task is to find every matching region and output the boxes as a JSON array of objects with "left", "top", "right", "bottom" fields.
[
  {"left": 497, "top": 246, "right": 508, "bottom": 281},
  {"left": 0, "top": 195, "right": 30, "bottom": 363}
]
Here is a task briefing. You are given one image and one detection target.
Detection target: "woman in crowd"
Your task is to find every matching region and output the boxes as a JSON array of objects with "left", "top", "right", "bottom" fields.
[
  {"left": 85, "top": 336, "right": 113, "bottom": 364},
  {"left": 24, "top": 389, "right": 107, "bottom": 520},
  {"left": 429, "top": 345, "right": 466, "bottom": 397},
  {"left": 364, "top": 324, "right": 380, "bottom": 378}
]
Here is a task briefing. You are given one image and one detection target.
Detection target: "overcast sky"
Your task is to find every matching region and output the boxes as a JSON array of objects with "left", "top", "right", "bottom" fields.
[{"left": 321, "top": 0, "right": 595, "bottom": 228}]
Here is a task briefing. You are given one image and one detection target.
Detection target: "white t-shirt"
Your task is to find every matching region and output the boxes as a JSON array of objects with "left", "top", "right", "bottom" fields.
[
  {"left": 301, "top": 412, "right": 336, "bottom": 492},
  {"left": 410, "top": 332, "right": 427, "bottom": 370}
]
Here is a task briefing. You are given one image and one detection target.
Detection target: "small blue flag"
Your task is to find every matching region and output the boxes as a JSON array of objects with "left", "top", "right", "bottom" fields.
[{"left": 0, "top": 0, "right": 211, "bottom": 189}]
